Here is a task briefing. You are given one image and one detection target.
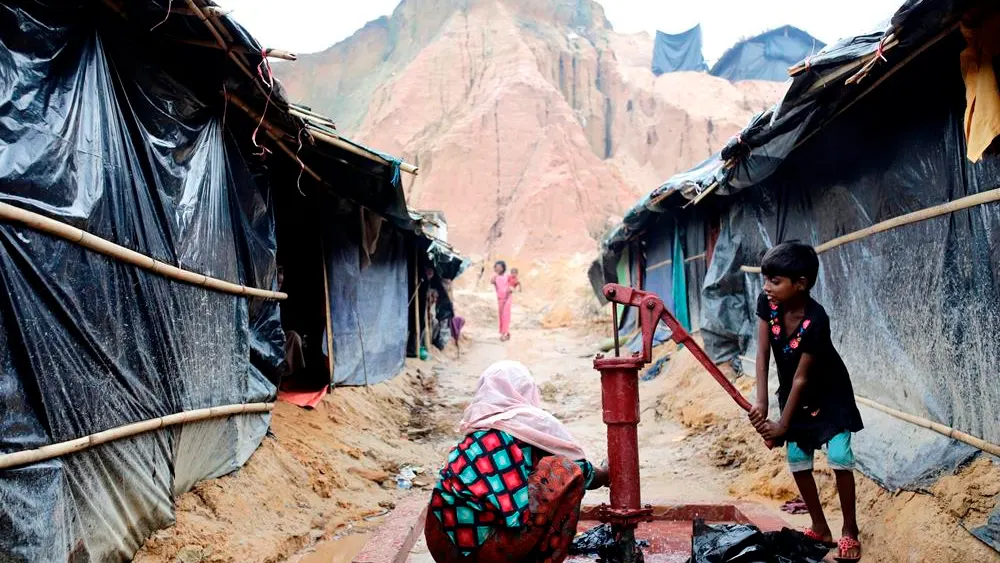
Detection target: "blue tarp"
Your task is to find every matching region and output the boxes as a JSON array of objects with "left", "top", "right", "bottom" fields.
[
  {"left": 325, "top": 212, "right": 408, "bottom": 386},
  {"left": 710, "top": 25, "right": 824, "bottom": 82},
  {"left": 652, "top": 26, "right": 708, "bottom": 75}
]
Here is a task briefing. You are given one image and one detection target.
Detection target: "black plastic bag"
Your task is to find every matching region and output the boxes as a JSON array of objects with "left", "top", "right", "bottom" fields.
[
  {"left": 570, "top": 523, "right": 649, "bottom": 562},
  {"left": 691, "top": 520, "right": 828, "bottom": 563}
]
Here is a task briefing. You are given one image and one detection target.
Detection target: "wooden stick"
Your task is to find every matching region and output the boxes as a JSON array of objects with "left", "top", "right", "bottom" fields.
[
  {"left": 742, "top": 187, "right": 1000, "bottom": 274},
  {"left": 737, "top": 356, "right": 1000, "bottom": 457},
  {"left": 0, "top": 202, "right": 287, "bottom": 300},
  {"left": 646, "top": 259, "right": 673, "bottom": 272},
  {"left": 321, "top": 238, "right": 336, "bottom": 389},
  {"left": 0, "top": 402, "right": 274, "bottom": 470}
]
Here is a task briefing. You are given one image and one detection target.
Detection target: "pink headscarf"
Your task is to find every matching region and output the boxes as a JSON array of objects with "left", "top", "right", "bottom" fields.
[{"left": 459, "top": 360, "right": 587, "bottom": 460}]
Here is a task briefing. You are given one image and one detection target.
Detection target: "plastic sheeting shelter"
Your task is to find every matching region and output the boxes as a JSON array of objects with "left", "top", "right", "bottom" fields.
[
  {"left": 0, "top": 0, "right": 454, "bottom": 560},
  {"left": 0, "top": 2, "right": 282, "bottom": 560},
  {"left": 710, "top": 25, "right": 824, "bottom": 82},
  {"left": 599, "top": 0, "right": 1000, "bottom": 551},
  {"left": 652, "top": 26, "right": 708, "bottom": 75}
]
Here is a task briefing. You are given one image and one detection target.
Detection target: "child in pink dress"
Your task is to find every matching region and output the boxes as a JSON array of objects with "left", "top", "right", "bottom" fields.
[{"left": 491, "top": 261, "right": 513, "bottom": 341}]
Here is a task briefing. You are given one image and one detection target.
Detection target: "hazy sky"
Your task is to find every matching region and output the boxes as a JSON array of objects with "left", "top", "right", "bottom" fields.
[{"left": 217, "top": 0, "right": 903, "bottom": 63}]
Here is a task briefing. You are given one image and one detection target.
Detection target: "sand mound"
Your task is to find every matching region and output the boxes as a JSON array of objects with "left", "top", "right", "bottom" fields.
[{"left": 134, "top": 364, "right": 442, "bottom": 563}]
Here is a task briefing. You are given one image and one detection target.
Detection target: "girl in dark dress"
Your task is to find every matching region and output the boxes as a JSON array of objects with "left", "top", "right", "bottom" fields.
[{"left": 748, "top": 242, "right": 864, "bottom": 562}]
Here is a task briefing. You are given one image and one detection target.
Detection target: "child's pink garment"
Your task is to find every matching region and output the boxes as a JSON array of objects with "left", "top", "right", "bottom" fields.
[{"left": 494, "top": 274, "right": 513, "bottom": 335}]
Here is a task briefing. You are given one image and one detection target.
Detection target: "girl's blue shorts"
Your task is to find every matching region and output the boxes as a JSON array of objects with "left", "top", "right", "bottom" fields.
[{"left": 787, "top": 431, "right": 855, "bottom": 473}]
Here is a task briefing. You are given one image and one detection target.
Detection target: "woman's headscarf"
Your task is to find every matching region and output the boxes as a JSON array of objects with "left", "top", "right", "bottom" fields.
[{"left": 459, "top": 360, "right": 587, "bottom": 460}]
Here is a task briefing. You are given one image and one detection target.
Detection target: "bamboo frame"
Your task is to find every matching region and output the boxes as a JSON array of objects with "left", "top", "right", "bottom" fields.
[
  {"left": 183, "top": 0, "right": 262, "bottom": 98},
  {"left": 737, "top": 356, "right": 1000, "bottom": 457},
  {"left": 0, "top": 202, "right": 287, "bottom": 300},
  {"left": 168, "top": 37, "right": 298, "bottom": 61},
  {"left": 741, "top": 187, "right": 1000, "bottom": 273},
  {"left": 0, "top": 402, "right": 275, "bottom": 470},
  {"left": 226, "top": 93, "right": 322, "bottom": 183},
  {"left": 303, "top": 124, "right": 419, "bottom": 176},
  {"left": 854, "top": 397, "right": 1000, "bottom": 457},
  {"left": 413, "top": 247, "right": 422, "bottom": 356}
]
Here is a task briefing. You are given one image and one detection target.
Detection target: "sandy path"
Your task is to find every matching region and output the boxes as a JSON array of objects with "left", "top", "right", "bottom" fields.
[{"left": 407, "top": 318, "right": 740, "bottom": 561}]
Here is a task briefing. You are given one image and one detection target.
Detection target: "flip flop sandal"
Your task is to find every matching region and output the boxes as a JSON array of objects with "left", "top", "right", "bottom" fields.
[
  {"left": 801, "top": 528, "right": 836, "bottom": 548},
  {"left": 835, "top": 536, "right": 862, "bottom": 562}
]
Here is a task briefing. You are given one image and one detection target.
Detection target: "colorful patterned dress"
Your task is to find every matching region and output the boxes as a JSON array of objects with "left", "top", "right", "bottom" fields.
[{"left": 425, "top": 429, "right": 594, "bottom": 561}]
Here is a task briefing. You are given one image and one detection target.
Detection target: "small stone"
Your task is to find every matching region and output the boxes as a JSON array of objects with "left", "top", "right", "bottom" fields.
[{"left": 175, "top": 545, "right": 204, "bottom": 563}]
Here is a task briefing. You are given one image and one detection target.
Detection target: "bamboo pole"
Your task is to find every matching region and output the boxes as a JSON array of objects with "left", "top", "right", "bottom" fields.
[
  {"left": 424, "top": 299, "right": 433, "bottom": 354},
  {"left": 183, "top": 0, "right": 261, "bottom": 95},
  {"left": 167, "top": 38, "right": 298, "bottom": 61},
  {"left": 0, "top": 202, "right": 286, "bottom": 300},
  {"left": 737, "top": 356, "right": 1000, "bottom": 457},
  {"left": 845, "top": 34, "right": 900, "bottom": 86},
  {"left": 0, "top": 402, "right": 274, "bottom": 470},
  {"left": 413, "top": 246, "right": 422, "bottom": 357},
  {"left": 646, "top": 259, "right": 672, "bottom": 272},
  {"left": 854, "top": 397, "right": 1000, "bottom": 458},
  {"left": 741, "top": 187, "right": 1000, "bottom": 274},
  {"left": 303, "top": 124, "right": 420, "bottom": 176},
  {"left": 288, "top": 107, "right": 339, "bottom": 131},
  {"left": 690, "top": 180, "right": 720, "bottom": 206}
]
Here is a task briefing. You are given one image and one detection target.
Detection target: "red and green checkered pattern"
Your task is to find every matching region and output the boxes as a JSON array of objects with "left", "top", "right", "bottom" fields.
[{"left": 430, "top": 429, "right": 593, "bottom": 555}]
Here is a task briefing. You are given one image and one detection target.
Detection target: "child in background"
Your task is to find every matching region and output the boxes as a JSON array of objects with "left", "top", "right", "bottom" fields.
[
  {"left": 748, "top": 242, "right": 864, "bottom": 562},
  {"left": 510, "top": 268, "right": 523, "bottom": 292},
  {"left": 491, "top": 261, "right": 513, "bottom": 341}
]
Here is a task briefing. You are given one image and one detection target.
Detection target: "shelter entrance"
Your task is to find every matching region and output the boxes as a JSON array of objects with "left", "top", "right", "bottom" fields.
[{"left": 274, "top": 179, "right": 332, "bottom": 393}]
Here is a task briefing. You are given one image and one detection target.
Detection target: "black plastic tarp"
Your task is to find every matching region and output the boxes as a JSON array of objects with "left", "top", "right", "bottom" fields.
[
  {"left": 699, "top": 30, "right": 1000, "bottom": 501},
  {"left": 652, "top": 26, "right": 708, "bottom": 75},
  {"left": 710, "top": 25, "right": 825, "bottom": 82},
  {"left": 0, "top": 2, "right": 280, "bottom": 560},
  {"left": 600, "top": 0, "right": 999, "bottom": 548},
  {"left": 602, "top": 0, "right": 974, "bottom": 258}
]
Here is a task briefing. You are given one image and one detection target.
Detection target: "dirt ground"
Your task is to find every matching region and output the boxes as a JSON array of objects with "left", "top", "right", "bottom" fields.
[{"left": 135, "top": 288, "right": 999, "bottom": 562}]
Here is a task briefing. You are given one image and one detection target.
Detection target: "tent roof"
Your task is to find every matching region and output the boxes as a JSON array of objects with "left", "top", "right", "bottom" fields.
[
  {"left": 601, "top": 0, "right": 974, "bottom": 256},
  {"left": 93, "top": 0, "right": 457, "bottom": 260},
  {"left": 709, "top": 25, "right": 825, "bottom": 82}
]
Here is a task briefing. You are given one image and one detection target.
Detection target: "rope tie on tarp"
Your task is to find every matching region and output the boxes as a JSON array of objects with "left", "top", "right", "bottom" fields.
[{"left": 251, "top": 47, "right": 274, "bottom": 156}]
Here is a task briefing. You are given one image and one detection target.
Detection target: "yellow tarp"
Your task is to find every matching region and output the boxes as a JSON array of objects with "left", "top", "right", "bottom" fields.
[{"left": 960, "top": 15, "right": 1000, "bottom": 162}]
